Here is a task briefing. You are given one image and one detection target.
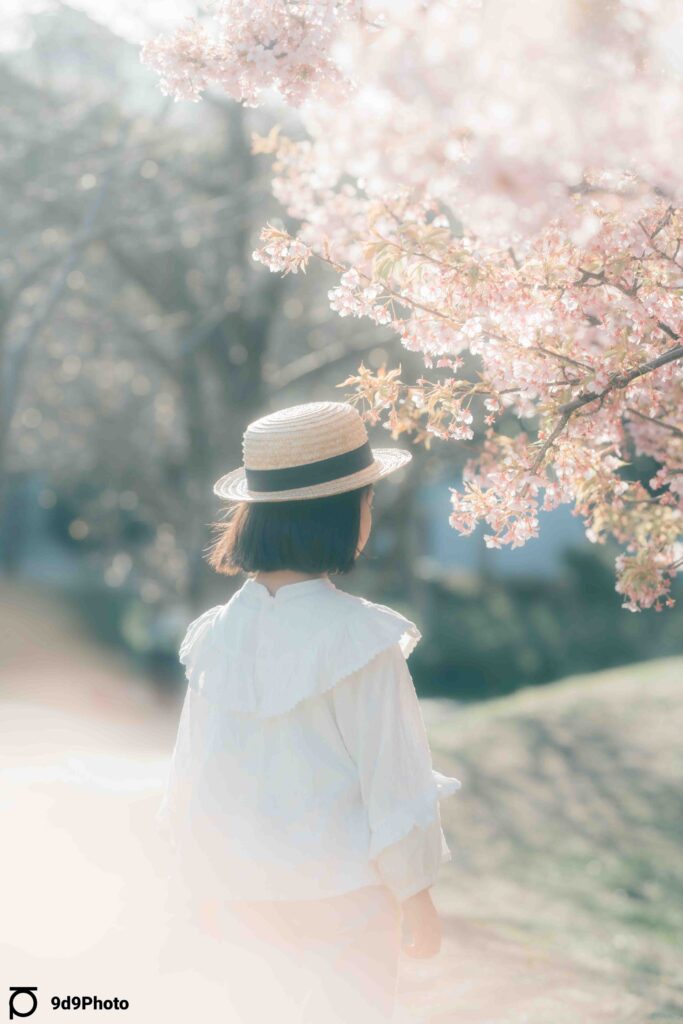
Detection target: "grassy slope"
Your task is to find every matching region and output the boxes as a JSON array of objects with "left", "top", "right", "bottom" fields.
[{"left": 423, "top": 656, "right": 683, "bottom": 1021}]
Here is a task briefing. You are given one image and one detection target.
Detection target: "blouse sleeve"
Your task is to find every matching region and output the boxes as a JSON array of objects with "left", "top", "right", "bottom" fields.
[
  {"left": 330, "top": 642, "right": 460, "bottom": 902},
  {"left": 374, "top": 819, "right": 451, "bottom": 902}
]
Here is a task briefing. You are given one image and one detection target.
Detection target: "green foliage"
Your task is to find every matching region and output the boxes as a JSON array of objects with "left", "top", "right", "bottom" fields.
[{"left": 411, "top": 548, "right": 683, "bottom": 701}]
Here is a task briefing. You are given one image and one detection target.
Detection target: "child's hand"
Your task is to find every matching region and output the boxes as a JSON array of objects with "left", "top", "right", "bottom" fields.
[{"left": 400, "top": 888, "right": 442, "bottom": 958}]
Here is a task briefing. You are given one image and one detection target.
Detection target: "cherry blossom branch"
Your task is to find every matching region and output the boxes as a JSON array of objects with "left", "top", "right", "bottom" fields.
[
  {"left": 626, "top": 407, "right": 683, "bottom": 439},
  {"left": 558, "top": 342, "right": 683, "bottom": 417},
  {"left": 522, "top": 341, "right": 683, "bottom": 492}
]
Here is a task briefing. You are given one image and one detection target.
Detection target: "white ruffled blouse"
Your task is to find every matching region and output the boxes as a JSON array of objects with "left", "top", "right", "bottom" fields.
[{"left": 157, "top": 574, "right": 461, "bottom": 904}]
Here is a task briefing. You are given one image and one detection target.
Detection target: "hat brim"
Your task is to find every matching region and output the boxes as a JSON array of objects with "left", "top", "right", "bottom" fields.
[{"left": 213, "top": 447, "right": 412, "bottom": 503}]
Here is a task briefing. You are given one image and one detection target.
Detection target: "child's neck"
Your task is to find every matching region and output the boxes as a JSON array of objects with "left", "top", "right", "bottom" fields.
[{"left": 252, "top": 569, "right": 329, "bottom": 598}]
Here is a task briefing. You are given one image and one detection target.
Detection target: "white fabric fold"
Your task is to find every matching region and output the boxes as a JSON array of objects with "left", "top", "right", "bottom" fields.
[
  {"left": 367, "top": 769, "right": 461, "bottom": 860},
  {"left": 375, "top": 818, "right": 450, "bottom": 902},
  {"left": 330, "top": 642, "right": 461, "bottom": 862},
  {"left": 178, "top": 576, "right": 422, "bottom": 718}
]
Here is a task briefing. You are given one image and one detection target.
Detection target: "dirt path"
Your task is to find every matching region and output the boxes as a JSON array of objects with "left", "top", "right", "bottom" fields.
[{"left": 396, "top": 918, "right": 642, "bottom": 1023}]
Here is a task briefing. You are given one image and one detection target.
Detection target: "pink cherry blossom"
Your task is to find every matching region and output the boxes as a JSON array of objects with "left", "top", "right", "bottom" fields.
[
  {"left": 252, "top": 225, "right": 311, "bottom": 274},
  {"left": 144, "top": 0, "right": 683, "bottom": 609}
]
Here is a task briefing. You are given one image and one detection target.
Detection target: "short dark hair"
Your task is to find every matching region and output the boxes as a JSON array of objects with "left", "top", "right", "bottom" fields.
[{"left": 206, "top": 482, "right": 374, "bottom": 577}]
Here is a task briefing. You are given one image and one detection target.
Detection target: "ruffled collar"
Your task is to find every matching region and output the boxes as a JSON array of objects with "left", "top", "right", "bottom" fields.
[{"left": 178, "top": 578, "right": 422, "bottom": 718}]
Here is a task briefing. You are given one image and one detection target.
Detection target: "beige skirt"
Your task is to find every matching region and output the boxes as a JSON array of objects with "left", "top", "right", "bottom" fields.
[{"left": 162, "top": 883, "right": 402, "bottom": 1024}]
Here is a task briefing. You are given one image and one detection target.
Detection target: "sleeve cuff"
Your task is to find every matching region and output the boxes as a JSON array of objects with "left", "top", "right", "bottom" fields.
[
  {"left": 368, "top": 769, "right": 461, "bottom": 860},
  {"left": 374, "top": 815, "right": 453, "bottom": 903}
]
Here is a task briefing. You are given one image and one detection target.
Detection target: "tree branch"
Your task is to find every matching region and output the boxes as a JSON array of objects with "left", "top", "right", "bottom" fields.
[
  {"left": 523, "top": 340, "right": 683, "bottom": 489},
  {"left": 625, "top": 406, "right": 683, "bottom": 439}
]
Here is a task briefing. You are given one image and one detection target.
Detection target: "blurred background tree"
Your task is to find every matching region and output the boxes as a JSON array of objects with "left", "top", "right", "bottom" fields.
[{"left": 1, "top": 5, "right": 681, "bottom": 697}]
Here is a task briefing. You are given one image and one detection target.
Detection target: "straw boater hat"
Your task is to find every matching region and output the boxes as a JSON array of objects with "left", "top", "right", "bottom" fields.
[{"left": 213, "top": 401, "right": 412, "bottom": 503}]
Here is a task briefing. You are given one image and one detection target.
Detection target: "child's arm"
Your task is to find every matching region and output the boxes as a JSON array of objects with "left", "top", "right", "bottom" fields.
[
  {"left": 375, "top": 821, "right": 446, "bottom": 957},
  {"left": 373, "top": 819, "right": 445, "bottom": 901},
  {"left": 330, "top": 642, "right": 459, "bottom": 954}
]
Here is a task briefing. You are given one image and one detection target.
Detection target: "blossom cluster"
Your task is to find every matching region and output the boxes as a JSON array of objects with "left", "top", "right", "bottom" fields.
[
  {"left": 144, "top": 0, "right": 683, "bottom": 609},
  {"left": 252, "top": 225, "right": 311, "bottom": 274},
  {"left": 140, "top": 0, "right": 360, "bottom": 105}
]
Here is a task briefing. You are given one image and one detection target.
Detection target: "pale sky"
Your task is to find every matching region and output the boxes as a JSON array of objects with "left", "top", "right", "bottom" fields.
[{"left": 0, "top": 0, "right": 197, "bottom": 50}]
